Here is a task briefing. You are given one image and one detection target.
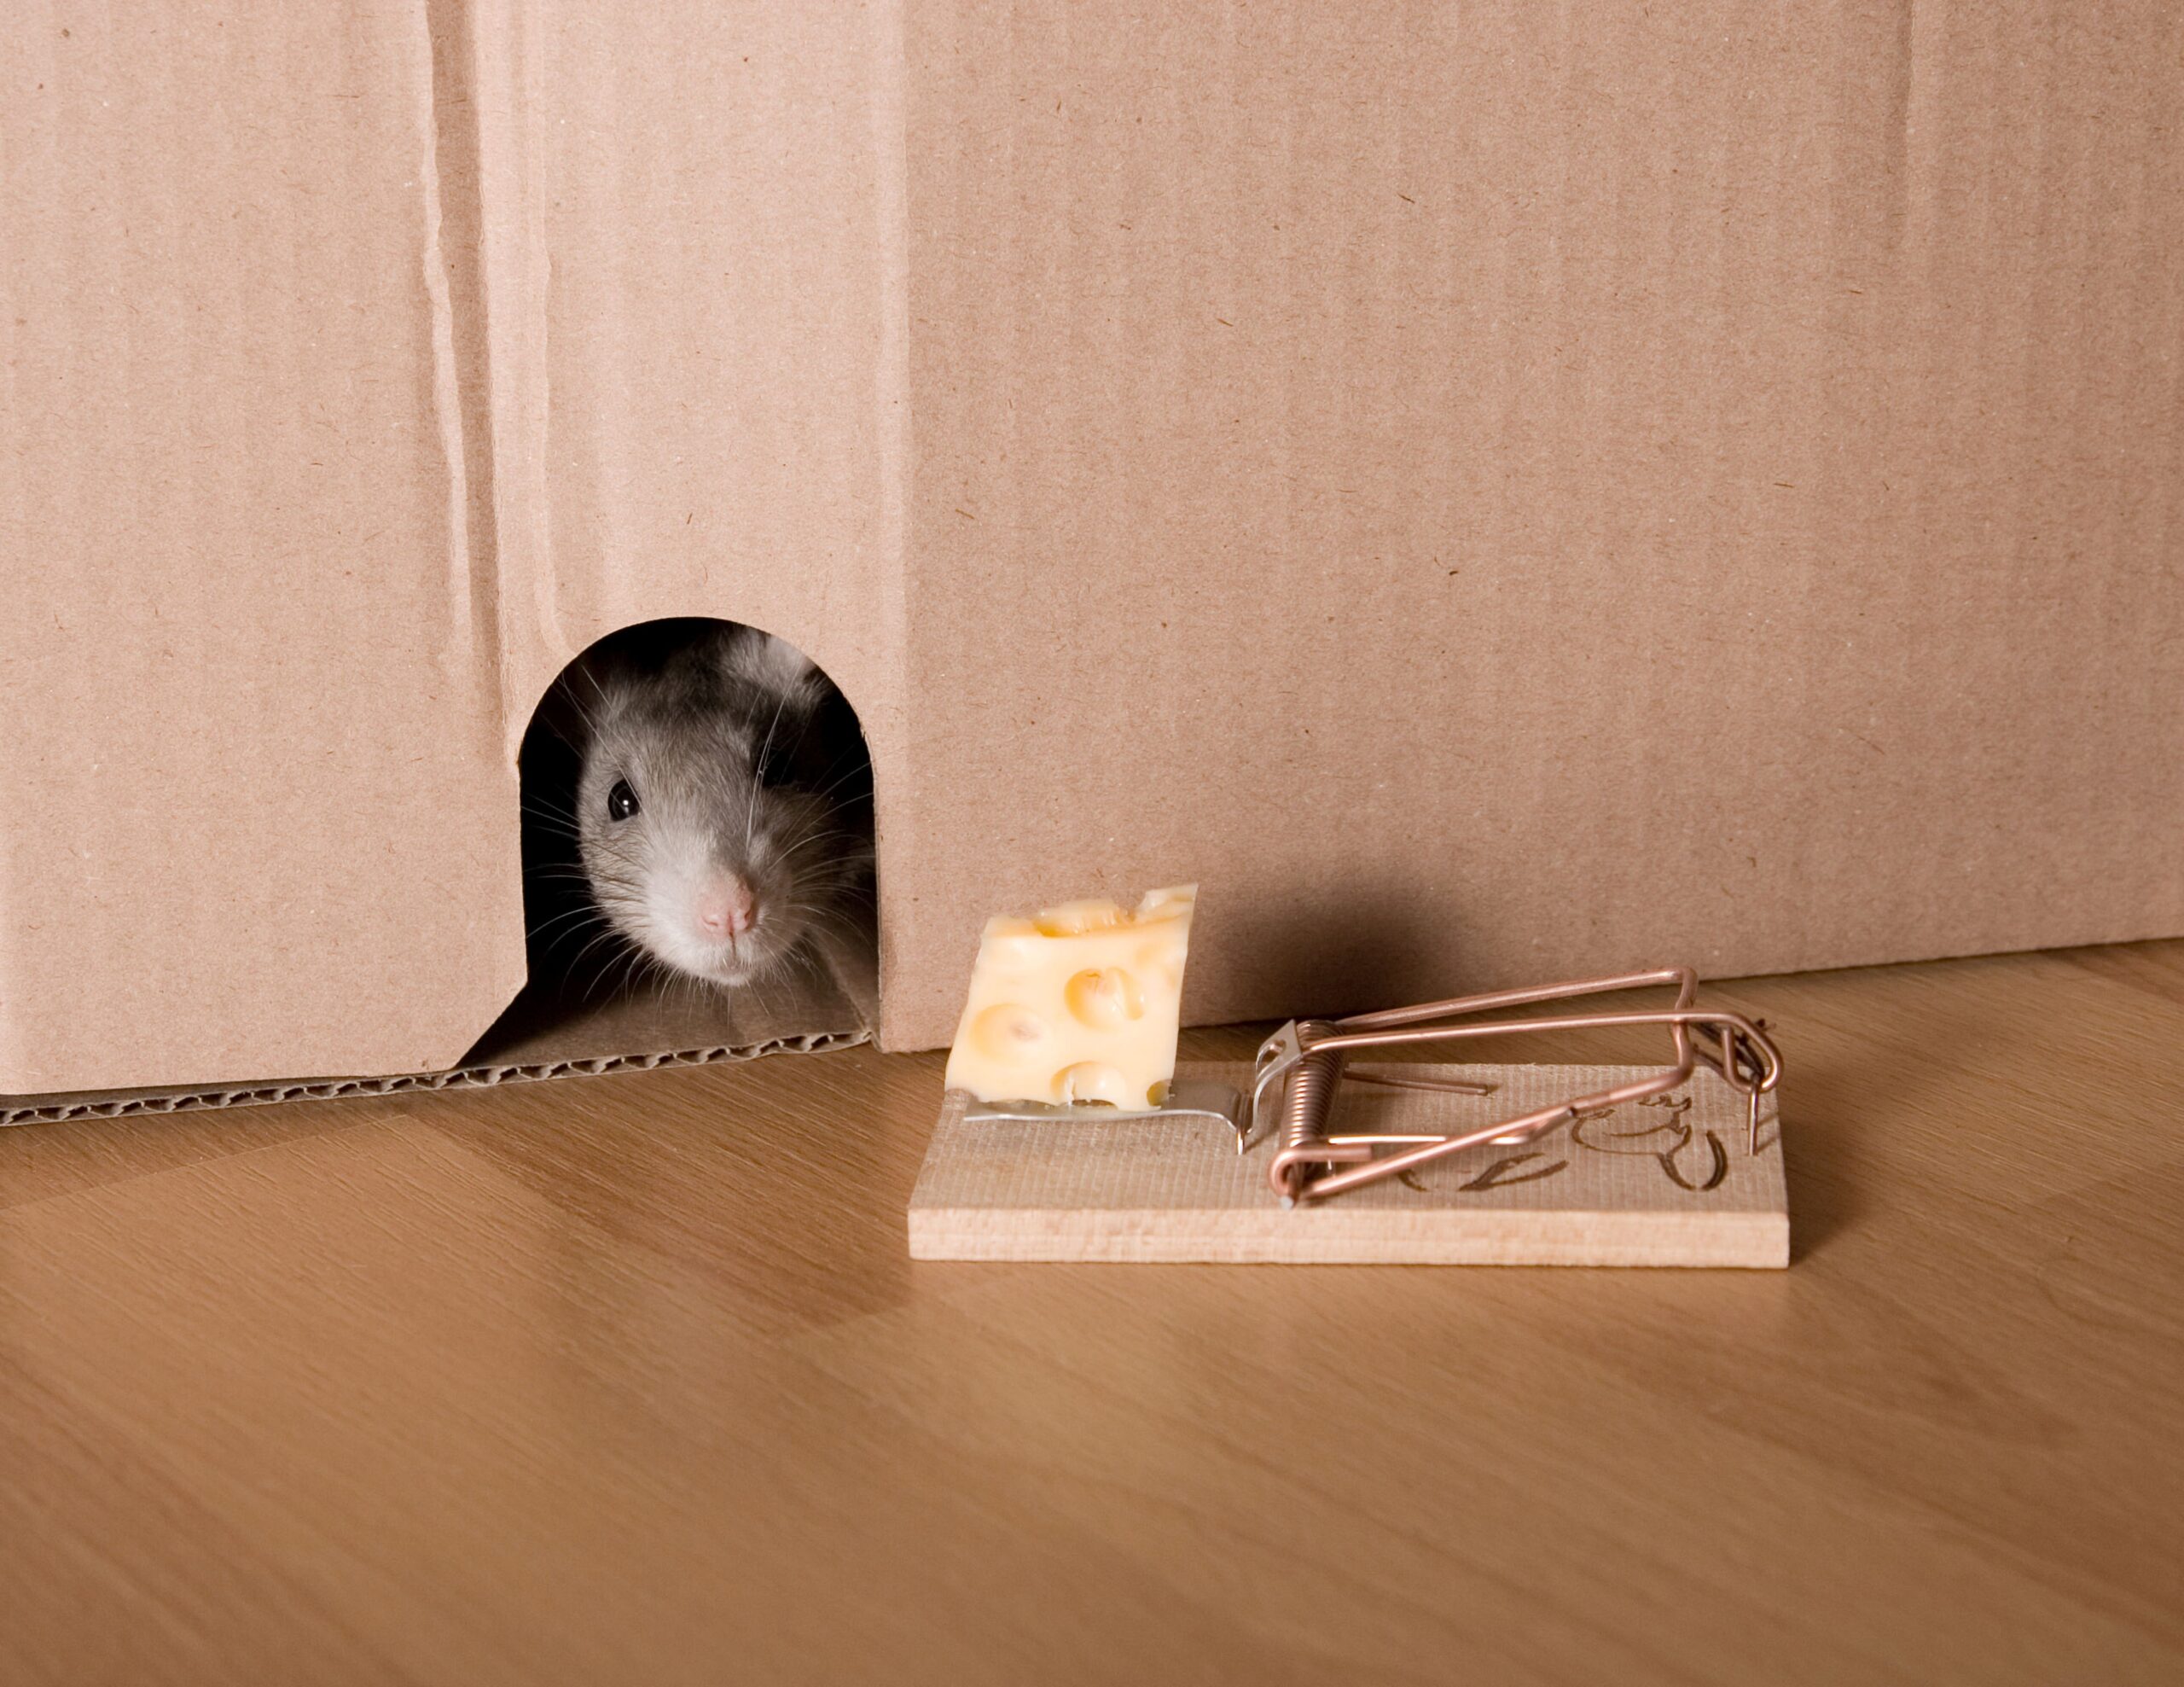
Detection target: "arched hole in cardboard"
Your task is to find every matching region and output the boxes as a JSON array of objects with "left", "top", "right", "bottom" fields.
[{"left": 457, "top": 618, "right": 879, "bottom": 1078}]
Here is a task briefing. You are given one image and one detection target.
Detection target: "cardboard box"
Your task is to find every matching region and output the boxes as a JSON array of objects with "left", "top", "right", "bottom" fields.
[{"left": 5, "top": 3, "right": 2180, "bottom": 1120}]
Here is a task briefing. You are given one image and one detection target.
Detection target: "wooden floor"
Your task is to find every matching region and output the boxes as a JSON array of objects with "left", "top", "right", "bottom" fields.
[{"left": 4, "top": 942, "right": 2181, "bottom": 1684}]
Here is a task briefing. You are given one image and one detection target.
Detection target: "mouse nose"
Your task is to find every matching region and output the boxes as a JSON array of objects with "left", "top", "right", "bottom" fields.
[{"left": 694, "top": 873, "right": 758, "bottom": 940}]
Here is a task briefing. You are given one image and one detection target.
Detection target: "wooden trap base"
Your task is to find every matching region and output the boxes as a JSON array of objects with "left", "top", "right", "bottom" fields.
[{"left": 908, "top": 1062, "right": 1787, "bottom": 1267}]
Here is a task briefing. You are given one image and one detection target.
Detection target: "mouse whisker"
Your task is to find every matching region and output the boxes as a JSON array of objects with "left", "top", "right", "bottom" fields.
[
  {"left": 773, "top": 823, "right": 871, "bottom": 858},
  {"left": 526, "top": 906, "right": 604, "bottom": 944},
  {"left": 791, "top": 761, "right": 875, "bottom": 810},
  {"left": 745, "top": 689, "right": 793, "bottom": 854},
  {"left": 568, "top": 927, "right": 637, "bottom": 1000},
  {"left": 607, "top": 945, "right": 650, "bottom": 1008}
]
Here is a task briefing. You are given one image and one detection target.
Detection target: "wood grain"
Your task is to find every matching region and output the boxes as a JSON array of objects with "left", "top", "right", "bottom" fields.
[{"left": 3, "top": 941, "right": 2182, "bottom": 1684}]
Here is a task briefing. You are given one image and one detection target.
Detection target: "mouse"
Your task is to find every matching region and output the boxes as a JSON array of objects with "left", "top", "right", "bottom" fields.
[{"left": 525, "top": 619, "right": 873, "bottom": 998}]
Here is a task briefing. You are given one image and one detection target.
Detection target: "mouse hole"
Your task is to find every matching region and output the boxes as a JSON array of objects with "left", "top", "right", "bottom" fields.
[{"left": 463, "top": 616, "right": 879, "bottom": 1080}]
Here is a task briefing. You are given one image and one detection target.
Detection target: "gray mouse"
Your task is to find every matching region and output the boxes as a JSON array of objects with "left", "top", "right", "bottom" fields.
[{"left": 526, "top": 619, "right": 872, "bottom": 996}]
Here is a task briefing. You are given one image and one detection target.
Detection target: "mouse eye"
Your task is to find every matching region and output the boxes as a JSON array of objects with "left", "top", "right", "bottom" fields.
[
  {"left": 754, "top": 742, "right": 793, "bottom": 789},
  {"left": 606, "top": 778, "right": 641, "bottom": 822}
]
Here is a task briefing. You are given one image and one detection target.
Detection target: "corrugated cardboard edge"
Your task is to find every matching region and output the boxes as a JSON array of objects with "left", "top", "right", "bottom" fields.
[
  {"left": 3, "top": 910, "right": 882, "bottom": 1128},
  {"left": 0, "top": 1030, "right": 874, "bottom": 1128}
]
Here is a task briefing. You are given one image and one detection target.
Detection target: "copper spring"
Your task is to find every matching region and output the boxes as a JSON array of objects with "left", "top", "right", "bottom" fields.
[{"left": 1275, "top": 1032, "right": 1346, "bottom": 1199}]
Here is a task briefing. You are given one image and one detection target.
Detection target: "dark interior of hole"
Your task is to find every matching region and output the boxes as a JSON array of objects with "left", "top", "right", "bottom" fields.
[{"left": 461, "top": 618, "right": 877, "bottom": 1070}]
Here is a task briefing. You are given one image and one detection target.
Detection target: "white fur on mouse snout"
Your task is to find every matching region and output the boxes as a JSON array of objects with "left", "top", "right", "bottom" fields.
[{"left": 564, "top": 625, "right": 862, "bottom": 993}]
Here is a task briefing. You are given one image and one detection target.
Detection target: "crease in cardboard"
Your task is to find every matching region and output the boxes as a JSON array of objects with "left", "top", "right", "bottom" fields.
[
  {"left": 418, "top": 0, "right": 503, "bottom": 714},
  {"left": 420, "top": 0, "right": 557, "bottom": 750},
  {"left": 869, "top": 0, "right": 912, "bottom": 1024},
  {"left": 469, "top": 0, "right": 560, "bottom": 747},
  {"left": 1879, "top": 0, "right": 1917, "bottom": 252}
]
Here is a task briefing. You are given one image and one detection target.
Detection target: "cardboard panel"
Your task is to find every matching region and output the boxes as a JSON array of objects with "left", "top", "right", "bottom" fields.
[
  {"left": 2, "top": 1, "right": 905, "bottom": 1097},
  {"left": 0, "top": 2, "right": 524, "bottom": 1091},
  {"left": 5, "top": 0, "right": 2180, "bottom": 1102},
  {"left": 881, "top": 0, "right": 2184, "bottom": 1047}
]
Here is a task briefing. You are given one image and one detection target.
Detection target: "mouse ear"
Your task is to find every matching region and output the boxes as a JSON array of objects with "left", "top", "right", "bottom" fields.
[{"left": 718, "top": 625, "right": 820, "bottom": 700}]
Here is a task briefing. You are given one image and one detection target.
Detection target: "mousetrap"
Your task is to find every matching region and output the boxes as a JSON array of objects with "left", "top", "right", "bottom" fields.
[{"left": 907, "top": 969, "right": 1788, "bottom": 1266}]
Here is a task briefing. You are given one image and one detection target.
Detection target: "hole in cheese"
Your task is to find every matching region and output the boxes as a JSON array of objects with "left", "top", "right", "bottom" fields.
[
  {"left": 1063, "top": 967, "right": 1146, "bottom": 1030},
  {"left": 1033, "top": 899, "right": 1130, "bottom": 938},
  {"left": 1031, "top": 887, "right": 1194, "bottom": 938},
  {"left": 969, "top": 1003, "right": 1050, "bottom": 1064},
  {"left": 1054, "top": 1062, "right": 1130, "bottom": 1108}
]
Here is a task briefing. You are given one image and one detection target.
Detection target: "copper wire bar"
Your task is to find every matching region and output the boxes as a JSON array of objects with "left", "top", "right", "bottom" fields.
[{"left": 1342, "top": 1070, "right": 1500, "bottom": 1097}]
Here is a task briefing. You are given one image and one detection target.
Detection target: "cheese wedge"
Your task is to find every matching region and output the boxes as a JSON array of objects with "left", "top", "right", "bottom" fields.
[{"left": 943, "top": 885, "right": 1197, "bottom": 1109}]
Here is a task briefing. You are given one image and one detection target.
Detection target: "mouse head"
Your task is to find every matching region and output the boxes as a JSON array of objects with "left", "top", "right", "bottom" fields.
[{"left": 572, "top": 624, "right": 858, "bottom": 990}]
